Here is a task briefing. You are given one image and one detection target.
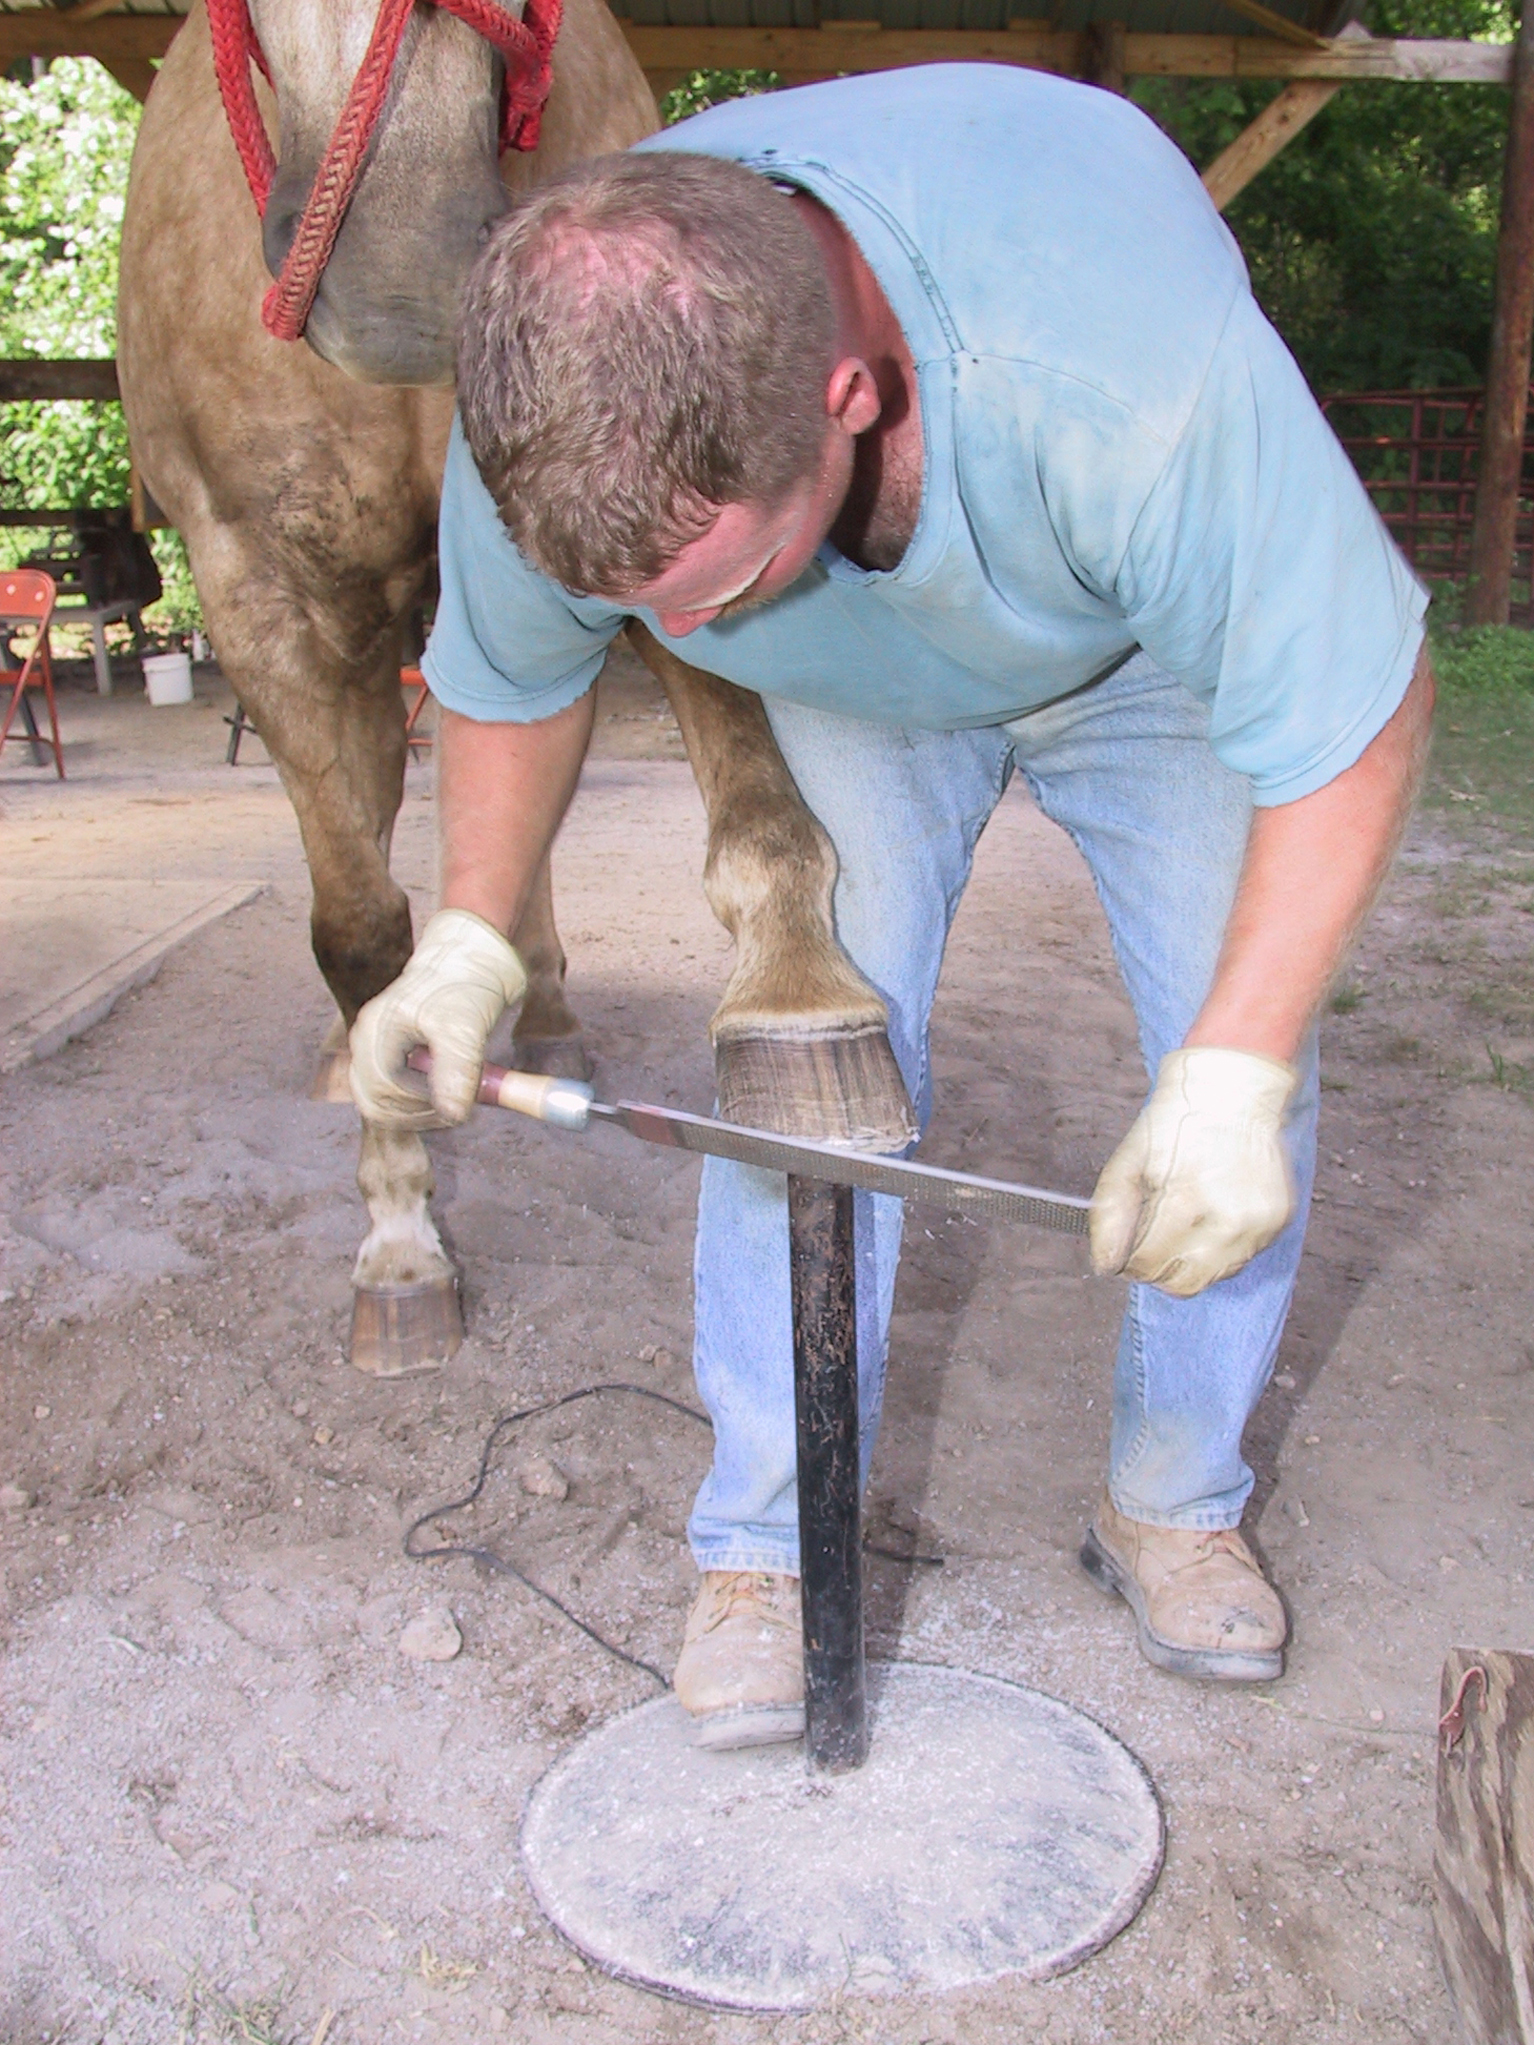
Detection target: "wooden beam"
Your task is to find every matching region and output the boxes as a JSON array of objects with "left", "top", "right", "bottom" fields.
[
  {"left": 1466, "top": 0, "right": 1534, "bottom": 623},
  {"left": 1201, "top": 77, "right": 1341, "bottom": 207},
  {"left": 0, "top": 12, "right": 1508, "bottom": 90},
  {"left": 1208, "top": 0, "right": 1328, "bottom": 51},
  {"left": 0, "top": 359, "right": 120, "bottom": 402},
  {"left": 1124, "top": 30, "right": 1512, "bottom": 78},
  {"left": 0, "top": 17, "right": 178, "bottom": 65},
  {"left": 620, "top": 25, "right": 1514, "bottom": 85},
  {"left": 99, "top": 57, "right": 157, "bottom": 102}
]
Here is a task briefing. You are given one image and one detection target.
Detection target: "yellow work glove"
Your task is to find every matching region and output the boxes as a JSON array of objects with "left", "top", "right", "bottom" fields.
[
  {"left": 348, "top": 908, "right": 527, "bottom": 1130},
  {"left": 1090, "top": 1047, "right": 1299, "bottom": 1299}
]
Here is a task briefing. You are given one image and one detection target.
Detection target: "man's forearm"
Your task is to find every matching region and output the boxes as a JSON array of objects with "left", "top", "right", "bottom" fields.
[
  {"left": 1186, "top": 646, "right": 1435, "bottom": 1063},
  {"left": 438, "top": 693, "right": 596, "bottom": 935}
]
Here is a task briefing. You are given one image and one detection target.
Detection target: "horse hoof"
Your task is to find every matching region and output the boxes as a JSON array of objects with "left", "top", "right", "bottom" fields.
[
  {"left": 511, "top": 1033, "right": 594, "bottom": 1082},
  {"left": 715, "top": 1025, "right": 918, "bottom": 1153},
  {"left": 349, "top": 1276, "right": 463, "bottom": 1377}
]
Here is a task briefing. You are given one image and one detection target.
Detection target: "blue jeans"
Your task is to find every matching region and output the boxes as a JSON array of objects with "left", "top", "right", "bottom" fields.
[{"left": 688, "top": 652, "right": 1320, "bottom": 1572}]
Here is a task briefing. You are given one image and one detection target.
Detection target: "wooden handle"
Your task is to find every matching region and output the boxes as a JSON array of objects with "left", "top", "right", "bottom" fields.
[{"left": 405, "top": 1049, "right": 591, "bottom": 1129}]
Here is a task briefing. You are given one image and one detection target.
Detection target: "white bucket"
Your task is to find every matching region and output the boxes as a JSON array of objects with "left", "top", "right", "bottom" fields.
[{"left": 142, "top": 650, "right": 194, "bottom": 706}]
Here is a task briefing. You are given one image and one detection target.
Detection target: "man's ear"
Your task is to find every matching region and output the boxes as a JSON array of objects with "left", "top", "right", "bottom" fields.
[{"left": 825, "top": 357, "right": 883, "bottom": 438}]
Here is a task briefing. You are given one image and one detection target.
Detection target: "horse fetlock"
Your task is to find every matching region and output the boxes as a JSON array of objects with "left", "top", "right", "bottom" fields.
[{"left": 710, "top": 908, "right": 891, "bottom": 1043}]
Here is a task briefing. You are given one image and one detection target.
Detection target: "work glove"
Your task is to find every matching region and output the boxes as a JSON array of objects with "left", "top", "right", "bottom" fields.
[
  {"left": 1090, "top": 1047, "right": 1299, "bottom": 1299},
  {"left": 349, "top": 908, "right": 526, "bottom": 1130}
]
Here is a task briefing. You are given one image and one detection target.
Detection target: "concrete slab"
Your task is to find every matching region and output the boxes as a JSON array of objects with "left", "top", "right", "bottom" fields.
[{"left": 1, "top": 877, "right": 266, "bottom": 1071}]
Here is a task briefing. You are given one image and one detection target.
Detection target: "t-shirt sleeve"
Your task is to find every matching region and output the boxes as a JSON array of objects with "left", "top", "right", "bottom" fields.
[
  {"left": 1112, "top": 293, "right": 1428, "bottom": 806},
  {"left": 423, "top": 415, "right": 627, "bottom": 724}
]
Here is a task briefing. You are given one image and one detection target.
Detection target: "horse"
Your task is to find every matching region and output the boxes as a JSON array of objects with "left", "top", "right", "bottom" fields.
[{"left": 116, "top": 0, "right": 913, "bottom": 1376}]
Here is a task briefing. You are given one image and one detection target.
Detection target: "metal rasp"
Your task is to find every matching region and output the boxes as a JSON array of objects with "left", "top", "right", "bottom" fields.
[{"left": 407, "top": 1051, "right": 1091, "bottom": 1236}]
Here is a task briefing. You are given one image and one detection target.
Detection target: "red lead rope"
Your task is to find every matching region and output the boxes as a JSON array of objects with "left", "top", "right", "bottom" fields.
[{"left": 205, "top": 0, "right": 561, "bottom": 343}]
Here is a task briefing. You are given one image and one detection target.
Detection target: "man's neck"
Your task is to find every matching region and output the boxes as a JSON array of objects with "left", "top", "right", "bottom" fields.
[{"left": 790, "top": 191, "right": 924, "bottom": 574}]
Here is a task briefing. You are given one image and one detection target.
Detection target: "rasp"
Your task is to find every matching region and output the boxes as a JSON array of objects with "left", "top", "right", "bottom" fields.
[{"left": 407, "top": 1050, "right": 1090, "bottom": 1236}]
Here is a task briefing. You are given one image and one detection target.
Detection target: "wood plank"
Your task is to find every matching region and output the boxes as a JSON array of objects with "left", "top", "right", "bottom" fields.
[
  {"left": 1208, "top": 0, "right": 1328, "bottom": 51},
  {"left": 99, "top": 57, "right": 159, "bottom": 103},
  {"left": 620, "top": 24, "right": 1515, "bottom": 82},
  {"left": 1202, "top": 77, "right": 1341, "bottom": 207},
  {"left": 1124, "top": 29, "right": 1514, "bottom": 78},
  {"left": 0, "top": 17, "right": 178, "bottom": 64},
  {"left": 1433, "top": 1647, "right": 1534, "bottom": 2044},
  {"left": 0, "top": 12, "right": 1506, "bottom": 88},
  {"left": 0, "top": 360, "right": 121, "bottom": 403}
]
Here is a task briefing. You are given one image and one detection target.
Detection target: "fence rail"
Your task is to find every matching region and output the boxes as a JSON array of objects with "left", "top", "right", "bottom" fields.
[{"left": 1321, "top": 385, "right": 1534, "bottom": 620}]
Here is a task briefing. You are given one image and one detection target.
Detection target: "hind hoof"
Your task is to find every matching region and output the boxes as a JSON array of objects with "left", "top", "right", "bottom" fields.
[
  {"left": 350, "top": 1276, "right": 462, "bottom": 1377},
  {"left": 716, "top": 1025, "right": 917, "bottom": 1153},
  {"left": 511, "top": 1033, "right": 594, "bottom": 1082}
]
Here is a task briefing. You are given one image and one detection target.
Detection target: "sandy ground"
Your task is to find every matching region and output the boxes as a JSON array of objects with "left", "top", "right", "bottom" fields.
[{"left": 1, "top": 647, "right": 1532, "bottom": 2045}]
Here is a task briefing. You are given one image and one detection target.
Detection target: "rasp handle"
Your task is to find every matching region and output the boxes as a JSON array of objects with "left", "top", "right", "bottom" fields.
[{"left": 405, "top": 1049, "right": 594, "bottom": 1131}]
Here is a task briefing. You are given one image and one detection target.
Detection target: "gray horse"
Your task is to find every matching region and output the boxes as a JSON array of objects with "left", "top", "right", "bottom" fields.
[{"left": 117, "top": 0, "right": 912, "bottom": 1374}]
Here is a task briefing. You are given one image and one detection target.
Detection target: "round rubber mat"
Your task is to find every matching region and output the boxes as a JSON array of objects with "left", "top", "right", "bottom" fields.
[{"left": 521, "top": 1660, "right": 1164, "bottom": 2011}]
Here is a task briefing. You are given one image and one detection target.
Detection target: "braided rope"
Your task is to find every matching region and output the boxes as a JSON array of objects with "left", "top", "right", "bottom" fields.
[{"left": 204, "top": 0, "right": 562, "bottom": 343}]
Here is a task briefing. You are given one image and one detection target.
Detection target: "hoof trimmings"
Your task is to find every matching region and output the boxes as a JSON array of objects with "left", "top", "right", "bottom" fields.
[
  {"left": 349, "top": 1276, "right": 463, "bottom": 1377},
  {"left": 715, "top": 1026, "right": 917, "bottom": 1154}
]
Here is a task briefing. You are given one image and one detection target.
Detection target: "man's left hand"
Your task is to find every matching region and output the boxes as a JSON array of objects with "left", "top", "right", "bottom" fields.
[{"left": 1090, "top": 1047, "right": 1298, "bottom": 1297}]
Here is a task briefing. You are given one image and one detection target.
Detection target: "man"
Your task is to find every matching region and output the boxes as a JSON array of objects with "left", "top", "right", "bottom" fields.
[{"left": 351, "top": 64, "right": 1431, "bottom": 1749}]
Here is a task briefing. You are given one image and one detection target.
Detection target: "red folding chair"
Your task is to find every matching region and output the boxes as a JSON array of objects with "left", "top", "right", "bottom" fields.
[
  {"left": 401, "top": 665, "right": 433, "bottom": 755},
  {"left": 0, "top": 568, "right": 64, "bottom": 780}
]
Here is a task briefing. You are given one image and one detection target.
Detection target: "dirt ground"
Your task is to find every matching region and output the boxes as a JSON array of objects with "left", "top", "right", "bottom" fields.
[{"left": 2, "top": 645, "right": 1531, "bottom": 2045}]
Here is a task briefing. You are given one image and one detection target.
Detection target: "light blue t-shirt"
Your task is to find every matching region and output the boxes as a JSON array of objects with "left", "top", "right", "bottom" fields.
[{"left": 425, "top": 64, "right": 1426, "bottom": 806}]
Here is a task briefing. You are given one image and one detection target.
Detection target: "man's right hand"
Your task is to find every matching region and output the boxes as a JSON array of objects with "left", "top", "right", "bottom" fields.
[{"left": 349, "top": 908, "right": 527, "bottom": 1129}]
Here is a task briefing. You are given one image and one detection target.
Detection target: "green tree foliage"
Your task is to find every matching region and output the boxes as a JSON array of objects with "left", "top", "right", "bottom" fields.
[
  {"left": 1134, "top": 0, "right": 1515, "bottom": 393},
  {"left": 660, "top": 68, "right": 782, "bottom": 125},
  {"left": 0, "top": 57, "right": 135, "bottom": 509}
]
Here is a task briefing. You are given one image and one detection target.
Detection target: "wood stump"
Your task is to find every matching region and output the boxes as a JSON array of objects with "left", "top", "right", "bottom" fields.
[{"left": 1435, "top": 1647, "right": 1534, "bottom": 2043}]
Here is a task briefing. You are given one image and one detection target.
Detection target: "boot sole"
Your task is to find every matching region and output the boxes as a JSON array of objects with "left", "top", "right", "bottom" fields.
[
  {"left": 1079, "top": 1530, "right": 1284, "bottom": 1684},
  {"left": 690, "top": 1701, "right": 806, "bottom": 1752}
]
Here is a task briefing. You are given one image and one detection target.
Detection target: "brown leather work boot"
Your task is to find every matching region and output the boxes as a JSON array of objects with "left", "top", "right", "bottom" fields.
[
  {"left": 1080, "top": 1493, "right": 1286, "bottom": 1682},
  {"left": 673, "top": 1570, "right": 805, "bottom": 1750}
]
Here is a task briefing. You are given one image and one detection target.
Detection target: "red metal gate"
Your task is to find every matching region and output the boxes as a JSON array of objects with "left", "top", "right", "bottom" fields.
[{"left": 1321, "top": 386, "right": 1534, "bottom": 621}]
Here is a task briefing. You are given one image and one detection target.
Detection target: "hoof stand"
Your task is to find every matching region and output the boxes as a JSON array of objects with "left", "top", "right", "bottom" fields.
[
  {"left": 350, "top": 1276, "right": 463, "bottom": 1377},
  {"left": 716, "top": 1026, "right": 917, "bottom": 1154}
]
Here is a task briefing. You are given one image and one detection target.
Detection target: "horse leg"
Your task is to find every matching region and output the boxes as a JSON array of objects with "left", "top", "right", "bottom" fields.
[
  {"left": 192, "top": 545, "right": 466, "bottom": 1375},
  {"left": 509, "top": 852, "right": 592, "bottom": 1080},
  {"left": 629, "top": 624, "right": 916, "bottom": 1150}
]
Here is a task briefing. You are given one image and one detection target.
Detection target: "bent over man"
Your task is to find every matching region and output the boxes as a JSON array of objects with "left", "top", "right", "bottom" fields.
[{"left": 350, "top": 65, "right": 1431, "bottom": 1748}]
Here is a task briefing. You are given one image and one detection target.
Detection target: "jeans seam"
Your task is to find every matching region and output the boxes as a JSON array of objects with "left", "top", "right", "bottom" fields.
[{"left": 1111, "top": 1286, "right": 1153, "bottom": 1493}]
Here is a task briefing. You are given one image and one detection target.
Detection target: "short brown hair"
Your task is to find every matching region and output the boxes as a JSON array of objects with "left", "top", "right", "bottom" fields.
[{"left": 456, "top": 151, "right": 835, "bottom": 596}]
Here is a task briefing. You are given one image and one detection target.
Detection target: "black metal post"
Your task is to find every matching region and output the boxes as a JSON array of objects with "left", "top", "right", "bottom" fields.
[{"left": 787, "top": 1175, "right": 868, "bottom": 1773}]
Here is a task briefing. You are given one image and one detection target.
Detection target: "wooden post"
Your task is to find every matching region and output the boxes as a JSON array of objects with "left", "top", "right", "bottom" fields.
[
  {"left": 1082, "top": 19, "right": 1128, "bottom": 94},
  {"left": 1434, "top": 1648, "right": 1534, "bottom": 2043},
  {"left": 1465, "top": 0, "right": 1534, "bottom": 626}
]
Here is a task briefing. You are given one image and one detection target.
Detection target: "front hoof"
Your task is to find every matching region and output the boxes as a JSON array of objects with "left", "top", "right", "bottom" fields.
[
  {"left": 716, "top": 1025, "right": 918, "bottom": 1153},
  {"left": 349, "top": 1276, "right": 463, "bottom": 1377},
  {"left": 511, "top": 1032, "right": 594, "bottom": 1082}
]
